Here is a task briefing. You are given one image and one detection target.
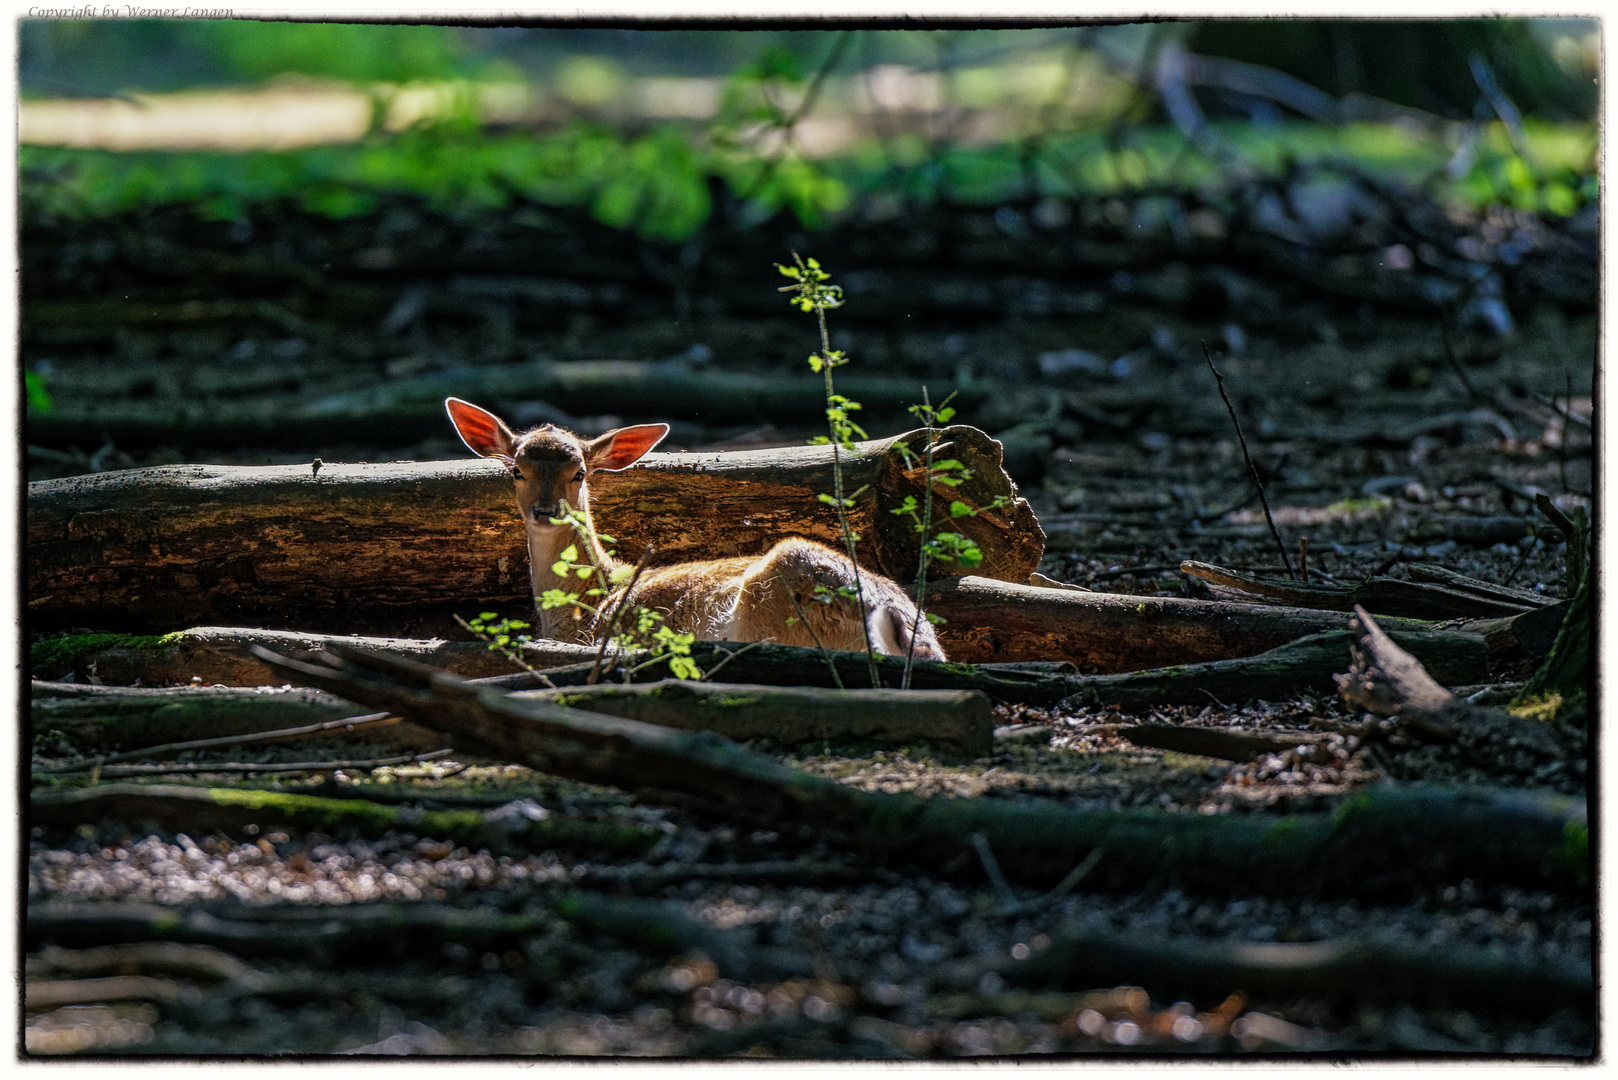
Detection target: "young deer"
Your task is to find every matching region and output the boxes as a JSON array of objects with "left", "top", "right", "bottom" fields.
[{"left": 445, "top": 397, "right": 945, "bottom": 660}]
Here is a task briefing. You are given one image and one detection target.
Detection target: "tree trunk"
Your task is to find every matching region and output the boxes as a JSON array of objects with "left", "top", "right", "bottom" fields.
[{"left": 27, "top": 425, "right": 1041, "bottom": 636}]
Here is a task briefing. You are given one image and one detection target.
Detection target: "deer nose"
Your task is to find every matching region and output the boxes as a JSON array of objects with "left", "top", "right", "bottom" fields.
[{"left": 528, "top": 503, "right": 560, "bottom": 522}]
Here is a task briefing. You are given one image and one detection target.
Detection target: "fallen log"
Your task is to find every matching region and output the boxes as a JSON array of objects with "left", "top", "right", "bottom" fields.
[
  {"left": 1180, "top": 560, "right": 1542, "bottom": 619},
  {"left": 26, "top": 899, "right": 549, "bottom": 959},
  {"left": 31, "top": 677, "right": 994, "bottom": 756},
  {"left": 28, "top": 783, "right": 662, "bottom": 857},
  {"left": 1117, "top": 725, "right": 1329, "bottom": 761},
  {"left": 1056, "top": 627, "right": 1489, "bottom": 709},
  {"left": 921, "top": 576, "right": 1442, "bottom": 669},
  {"left": 29, "top": 626, "right": 599, "bottom": 687},
  {"left": 252, "top": 643, "right": 1588, "bottom": 896},
  {"left": 948, "top": 925, "right": 1591, "bottom": 1016},
  {"left": 25, "top": 894, "right": 802, "bottom": 984},
  {"left": 516, "top": 680, "right": 995, "bottom": 755},
  {"left": 26, "top": 425, "right": 1040, "bottom": 635},
  {"left": 30, "top": 681, "right": 449, "bottom": 757}
]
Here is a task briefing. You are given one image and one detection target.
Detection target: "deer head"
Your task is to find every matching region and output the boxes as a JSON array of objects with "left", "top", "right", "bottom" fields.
[{"left": 444, "top": 398, "right": 668, "bottom": 535}]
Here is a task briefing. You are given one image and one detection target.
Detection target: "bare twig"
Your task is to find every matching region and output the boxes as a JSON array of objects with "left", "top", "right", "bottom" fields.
[
  {"left": 775, "top": 571, "right": 844, "bottom": 690},
  {"left": 1529, "top": 390, "right": 1590, "bottom": 429},
  {"left": 994, "top": 847, "right": 1106, "bottom": 917},
  {"left": 699, "top": 637, "right": 776, "bottom": 682},
  {"left": 33, "top": 711, "right": 395, "bottom": 775},
  {"left": 970, "top": 831, "right": 1019, "bottom": 908},
  {"left": 589, "top": 546, "right": 656, "bottom": 686},
  {"left": 453, "top": 614, "right": 556, "bottom": 689},
  {"left": 1203, "top": 342, "right": 1294, "bottom": 579},
  {"left": 1468, "top": 52, "right": 1535, "bottom": 168},
  {"left": 1437, "top": 321, "right": 1490, "bottom": 409}
]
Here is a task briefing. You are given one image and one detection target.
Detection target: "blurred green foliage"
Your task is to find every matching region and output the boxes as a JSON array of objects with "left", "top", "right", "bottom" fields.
[
  {"left": 17, "top": 21, "right": 1598, "bottom": 238},
  {"left": 19, "top": 19, "right": 486, "bottom": 95},
  {"left": 20, "top": 113, "right": 1596, "bottom": 240},
  {"left": 194, "top": 21, "right": 477, "bottom": 85}
]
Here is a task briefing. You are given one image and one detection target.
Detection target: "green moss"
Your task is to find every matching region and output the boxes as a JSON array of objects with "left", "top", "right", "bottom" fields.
[
  {"left": 208, "top": 786, "right": 485, "bottom": 836},
  {"left": 1325, "top": 497, "right": 1393, "bottom": 516},
  {"left": 935, "top": 662, "right": 980, "bottom": 676},
  {"left": 1508, "top": 692, "right": 1563, "bottom": 723},
  {"left": 31, "top": 631, "right": 185, "bottom": 673},
  {"left": 1332, "top": 790, "right": 1375, "bottom": 825},
  {"left": 1262, "top": 817, "right": 1301, "bottom": 843},
  {"left": 1553, "top": 820, "right": 1589, "bottom": 884}
]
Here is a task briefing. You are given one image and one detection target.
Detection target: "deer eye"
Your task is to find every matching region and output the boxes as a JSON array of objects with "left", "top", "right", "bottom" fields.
[
  {"left": 573, "top": 469, "right": 585, "bottom": 482},
  {"left": 508, "top": 466, "right": 524, "bottom": 480}
]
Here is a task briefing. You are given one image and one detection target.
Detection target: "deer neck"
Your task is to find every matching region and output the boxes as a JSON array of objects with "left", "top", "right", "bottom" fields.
[{"left": 525, "top": 502, "right": 621, "bottom": 642}]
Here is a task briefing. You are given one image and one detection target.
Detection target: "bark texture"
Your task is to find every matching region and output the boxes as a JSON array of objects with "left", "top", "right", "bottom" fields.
[
  {"left": 517, "top": 680, "right": 995, "bottom": 755},
  {"left": 27, "top": 425, "right": 1040, "bottom": 635},
  {"left": 1056, "top": 627, "right": 1488, "bottom": 709}
]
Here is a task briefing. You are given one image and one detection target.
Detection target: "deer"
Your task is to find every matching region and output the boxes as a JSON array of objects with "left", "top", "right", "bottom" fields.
[{"left": 445, "top": 397, "right": 946, "bottom": 661}]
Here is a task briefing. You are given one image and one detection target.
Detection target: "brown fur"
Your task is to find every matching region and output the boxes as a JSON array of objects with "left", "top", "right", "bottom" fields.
[{"left": 445, "top": 397, "right": 945, "bottom": 660}]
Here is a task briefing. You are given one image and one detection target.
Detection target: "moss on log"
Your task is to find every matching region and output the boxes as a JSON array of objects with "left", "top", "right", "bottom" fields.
[
  {"left": 518, "top": 680, "right": 995, "bottom": 754},
  {"left": 1056, "top": 627, "right": 1488, "bottom": 709},
  {"left": 29, "top": 783, "right": 661, "bottom": 857},
  {"left": 30, "top": 626, "right": 599, "bottom": 686}
]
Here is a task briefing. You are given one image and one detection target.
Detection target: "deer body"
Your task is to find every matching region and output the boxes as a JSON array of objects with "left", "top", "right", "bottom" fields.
[{"left": 446, "top": 398, "right": 945, "bottom": 660}]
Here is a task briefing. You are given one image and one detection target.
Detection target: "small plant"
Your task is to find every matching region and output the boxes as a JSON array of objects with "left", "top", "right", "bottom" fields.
[
  {"left": 778, "top": 252, "right": 882, "bottom": 688},
  {"left": 890, "top": 389, "right": 1012, "bottom": 689},
  {"left": 464, "top": 503, "right": 701, "bottom": 685}
]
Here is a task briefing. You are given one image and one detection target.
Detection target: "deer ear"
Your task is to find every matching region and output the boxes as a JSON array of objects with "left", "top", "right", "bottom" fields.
[
  {"left": 445, "top": 398, "right": 517, "bottom": 463},
  {"left": 586, "top": 423, "right": 669, "bottom": 473}
]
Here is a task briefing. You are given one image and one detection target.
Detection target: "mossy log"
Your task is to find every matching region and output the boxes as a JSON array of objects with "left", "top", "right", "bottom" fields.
[
  {"left": 952, "top": 925, "right": 1591, "bottom": 1015},
  {"left": 1056, "top": 627, "right": 1488, "bottom": 709},
  {"left": 30, "top": 626, "right": 599, "bottom": 687},
  {"left": 255, "top": 643, "right": 1588, "bottom": 897},
  {"left": 29, "top": 783, "right": 661, "bottom": 857},
  {"left": 517, "top": 680, "right": 995, "bottom": 754},
  {"left": 30, "top": 681, "right": 448, "bottom": 755},
  {"left": 26, "top": 425, "right": 1040, "bottom": 636},
  {"left": 31, "top": 676, "right": 994, "bottom": 756}
]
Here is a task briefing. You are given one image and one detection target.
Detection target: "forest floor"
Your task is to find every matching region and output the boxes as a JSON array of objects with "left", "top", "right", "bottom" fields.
[{"left": 24, "top": 182, "right": 1596, "bottom": 1057}]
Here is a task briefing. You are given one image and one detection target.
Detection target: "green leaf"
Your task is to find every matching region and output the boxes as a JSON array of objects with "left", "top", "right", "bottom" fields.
[
  {"left": 25, "top": 371, "right": 54, "bottom": 414},
  {"left": 950, "top": 501, "right": 973, "bottom": 517}
]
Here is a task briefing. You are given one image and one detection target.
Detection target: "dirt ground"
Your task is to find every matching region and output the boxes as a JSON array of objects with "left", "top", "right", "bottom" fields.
[{"left": 24, "top": 183, "right": 1595, "bottom": 1056}]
